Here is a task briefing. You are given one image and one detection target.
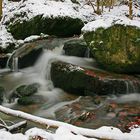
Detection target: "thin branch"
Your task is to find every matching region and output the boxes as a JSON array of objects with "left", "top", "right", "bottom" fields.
[{"left": 0, "top": 117, "right": 8, "bottom": 127}]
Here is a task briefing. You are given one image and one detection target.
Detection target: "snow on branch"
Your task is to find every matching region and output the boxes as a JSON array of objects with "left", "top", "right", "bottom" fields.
[{"left": 0, "top": 105, "right": 139, "bottom": 140}]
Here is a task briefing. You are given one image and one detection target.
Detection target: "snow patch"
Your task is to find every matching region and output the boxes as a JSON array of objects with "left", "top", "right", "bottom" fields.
[
  {"left": 0, "top": 25, "right": 15, "bottom": 49},
  {"left": 82, "top": 16, "right": 140, "bottom": 33}
]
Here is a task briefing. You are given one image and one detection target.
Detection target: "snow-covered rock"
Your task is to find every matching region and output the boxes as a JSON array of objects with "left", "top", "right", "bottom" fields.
[{"left": 83, "top": 15, "right": 140, "bottom": 73}]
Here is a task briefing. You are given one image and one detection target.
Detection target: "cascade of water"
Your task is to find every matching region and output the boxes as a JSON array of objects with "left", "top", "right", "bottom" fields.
[
  {"left": 125, "top": 80, "right": 140, "bottom": 94},
  {"left": 125, "top": 81, "right": 129, "bottom": 93},
  {"left": 6, "top": 50, "right": 16, "bottom": 69},
  {"left": 12, "top": 57, "right": 19, "bottom": 72},
  {"left": 128, "top": 80, "right": 139, "bottom": 93},
  {"left": 84, "top": 47, "right": 90, "bottom": 58}
]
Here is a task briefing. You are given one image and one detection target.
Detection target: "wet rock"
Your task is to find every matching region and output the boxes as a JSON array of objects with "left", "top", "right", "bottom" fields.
[
  {"left": 0, "top": 86, "right": 5, "bottom": 104},
  {"left": 0, "top": 42, "right": 15, "bottom": 54},
  {"left": 7, "top": 41, "right": 43, "bottom": 69},
  {"left": 63, "top": 38, "right": 90, "bottom": 57},
  {"left": 11, "top": 83, "right": 40, "bottom": 98},
  {"left": 84, "top": 24, "right": 140, "bottom": 73},
  {"left": 17, "top": 95, "right": 44, "bottom": 105},
  {"left": 0, "top": 54, "right": 8, "bottom": 68},
  {"left": 51, "top": 61, "right": 140, "bottom": 95},
  {"left": 8, "top": 15, "right": 84, "bottom": 40}
]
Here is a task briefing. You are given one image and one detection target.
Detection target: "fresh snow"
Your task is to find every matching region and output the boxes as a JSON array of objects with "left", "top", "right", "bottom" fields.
[
  {"left": 82, "top": 4, "right": 140, "bottom": 33},
  {"left": 3, "top": 0, "right": 94, "bottom": 25},
  {"left": 0, "top": 25, "right": 15, "bottom": 49},
  {"left": 0, "top": 126, "right": 140, "bottom": 140},
  {"left": 82, "top": 15, "right": 140, "bottom": 33}
]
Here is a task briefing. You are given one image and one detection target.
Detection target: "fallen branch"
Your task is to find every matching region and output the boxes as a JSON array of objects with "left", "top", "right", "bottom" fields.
[
  {"left": 8, "top": 120, "right": 27, "bottom": 133},
  {"left": 0, "top": 105, "right": 139, "bottom": 140},
  {"left": 0, "top": 120, "right": 27, "bottom": 132}
]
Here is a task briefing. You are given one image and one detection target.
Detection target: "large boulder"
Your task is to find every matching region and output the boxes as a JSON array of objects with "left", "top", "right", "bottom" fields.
[
  {"left": 63, "top": 38, "right": 91, "bottom": 57},
  {"left": 51, "top": 61, "right": 140, "bottom": 95},
  {"left": 8, "top": 15, "right": 84, "bottom": 40},
  {"left": 83, "top": 22, "right": 140, "bottom": 73}
]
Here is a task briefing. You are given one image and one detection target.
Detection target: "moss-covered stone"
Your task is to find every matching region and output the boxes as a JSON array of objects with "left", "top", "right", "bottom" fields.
[
  {"left": 17, "top": 95, "right": 43, "bottom": 105},
  {"left": 12, "top": 83, "right": 40, "bottom": 98},
  {"left": 83, "top": 24, "right": 140, "bottom": 73},
  {"left": 51, "top": 61, "right": 140, "bottom": 95},
  {"left": 8, "top": 15, "right": 84, "bottom": 40},
  {"left": 63, "top": 38, "right": 89, "bottom": 57}
]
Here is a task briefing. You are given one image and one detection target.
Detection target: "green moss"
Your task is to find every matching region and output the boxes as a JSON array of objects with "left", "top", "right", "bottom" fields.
[
  {"left": 84, "top": 24, "right": 140, "bottom": 73},
  {"left": 12, "top": 83, "right": 39, "bottom": 98},
  {"left": 8, "top": 15, "right": 84, "bottom": 39},
  {"left": 18, "top": 96, "right": 36, "bottom": 105}
]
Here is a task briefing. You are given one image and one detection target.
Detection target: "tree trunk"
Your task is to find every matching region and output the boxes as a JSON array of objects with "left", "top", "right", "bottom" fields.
[
  {"left": 129, "top": 0, "right": 133, "bottom": 19},
  {"left": 96, "top": 0, "right": 101, "bottom": 14},
  {"left": 0, "top": 0, "right": 2, "bottom": 20}
]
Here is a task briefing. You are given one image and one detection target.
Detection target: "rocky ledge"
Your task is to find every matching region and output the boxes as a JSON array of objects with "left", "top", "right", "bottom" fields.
[{"left": 51, "top": 61, "right": 140, "bottom": 95}]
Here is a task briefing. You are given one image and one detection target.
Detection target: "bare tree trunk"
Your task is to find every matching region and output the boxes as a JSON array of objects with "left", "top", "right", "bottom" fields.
[
  {"left": 0, "top": 0, "right": 2, "bottom": 20},
  {"left": 96, "top": 0, "right": 101, "bottom": 14},
  {"left": 89, "top": 0, "right": 96, "bottom": 13},
  {"left": 129, "top": 0, "right": 133, "bottom": 19},
  {"left": 101, "top": 0, "right": 104, "bottom": 12}
]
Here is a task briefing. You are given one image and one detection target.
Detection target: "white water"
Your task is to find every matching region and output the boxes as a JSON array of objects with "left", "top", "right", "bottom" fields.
[
  {"left": 12, "top": 57, "right": 19, "bottom": 72},
  {"left": 0, "top": 40, "right": 97, "bottom": 118}
]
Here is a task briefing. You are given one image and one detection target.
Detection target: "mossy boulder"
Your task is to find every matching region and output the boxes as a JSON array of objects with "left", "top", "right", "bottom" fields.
[
  {"left": 51, "top": 61, "right": 140, "bottom": 95},
  {"left": 83, "top": 24, "right": 140, "bottom": 73},
  {"left": 8, "top": 15, "right": 84, "bottom": 40},
  {"left": 63, "top": 38, "right": 91, "bottom": 57},
  {"left": 11, "top": 83, "right": 40, "bottom": 99}
]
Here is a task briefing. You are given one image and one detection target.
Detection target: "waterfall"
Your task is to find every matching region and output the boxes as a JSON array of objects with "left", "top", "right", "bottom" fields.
[
  {"left": 12, "top": 57, "right": 19, "bottom": 72},
  {"left": 6, "top": 50, "right": 16, "bottom": 69},
  {"left": 125, "top": 80, "right": 140, "bottom": 94},
  {"left": 84, "top": 47, "right": 90, "bottom": 58}
]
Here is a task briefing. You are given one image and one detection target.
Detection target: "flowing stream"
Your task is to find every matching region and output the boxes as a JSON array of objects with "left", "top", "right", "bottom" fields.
[
  {"left": 0, "top": 38, "right": 140, "bottom": 130},
  {"left": 0, "top": 38, "right": 95, "bottom": 119}
]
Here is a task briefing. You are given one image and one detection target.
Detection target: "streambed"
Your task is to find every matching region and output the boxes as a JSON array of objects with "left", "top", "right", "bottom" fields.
[{"left": 0, "top": 38, "right": 140, "bottom": 132}]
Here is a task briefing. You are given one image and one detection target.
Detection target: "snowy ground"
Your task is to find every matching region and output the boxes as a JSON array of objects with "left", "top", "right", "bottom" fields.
[
  {"left": 0, "top": 0, "right": 94, "bottom": 50},
  {"left": 82, "top": 4, "right": 140, "bottom": 32},
  {"left": 0, "top": 124, "right": 140, "bottom": 140}
]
